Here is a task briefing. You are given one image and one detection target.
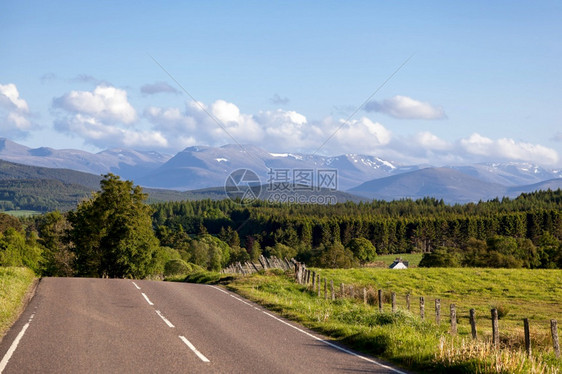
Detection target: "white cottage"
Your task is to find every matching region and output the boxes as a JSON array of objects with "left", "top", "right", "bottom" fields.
[{"left": 389, "top": 258, "right": 408, "bottom": 269}]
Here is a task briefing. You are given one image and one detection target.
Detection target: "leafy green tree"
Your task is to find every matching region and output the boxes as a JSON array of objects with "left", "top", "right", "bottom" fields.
[
  {"left": 38, "top": 211, "right": 75, "bottom": 276},
  {"left": 0, "top": 228, "right": 42, "bottom": 273},
  {"left": 314, "top": 242, "right": 357, "bottom": 268},
  {"left": 265, "top": 243, "right": 297, "bottom": 260},
  {"left": 346, "top": 237, "right": 377, "bottom": 264},
  {"left": 67, "top": 174, "right": 159, "bottom": 278},
  {"left": 0, "top": 213, "right": 22, "bottom": 232},
  {"left": 245, "top": 236, "right": 262, "bottom": 262},
  {"left": 419, "top": 247, "right": 461, "bottom": 268},
  {"left": 537, "top": 231, "right": 561, "bottom": 268}
]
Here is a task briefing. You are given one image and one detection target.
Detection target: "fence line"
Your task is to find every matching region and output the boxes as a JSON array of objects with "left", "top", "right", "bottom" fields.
[
  {"left": 291, "top": 261, "right": 561, "bottom": 358},
  {"left": 221, "top": 255, "right": 293, "bottom": 274}
]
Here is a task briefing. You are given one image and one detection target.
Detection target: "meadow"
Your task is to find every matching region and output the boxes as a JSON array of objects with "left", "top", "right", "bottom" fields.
[
  {"left": 0, "top": 210, "right": 41, "bottom": 218},
  {"left": 225, "top": 267, "right": 562, "bottom": 373}
]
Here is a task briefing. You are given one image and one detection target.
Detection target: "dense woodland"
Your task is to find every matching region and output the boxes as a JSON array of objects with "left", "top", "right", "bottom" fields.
[
  {"left": 1, "top": 177, "right": 562, "bottom": 277},
  {"left": 151, "top": 190, "right": 562, "bottom": 269}
]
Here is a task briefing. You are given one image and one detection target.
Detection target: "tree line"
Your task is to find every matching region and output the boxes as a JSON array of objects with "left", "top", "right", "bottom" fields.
[
  {"left": 2, "top": 175, "right": 562, "bottom": 278},
  {"left": 152, "top": 190, "right": 562, "bottom": 269}
]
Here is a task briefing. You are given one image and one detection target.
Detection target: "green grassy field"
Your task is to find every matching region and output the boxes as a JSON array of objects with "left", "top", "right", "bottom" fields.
[
  {"left": 223, "top": 267, "right": 562, "bottom": 373},
  {"left": 0, "top": 210, "right": 42, "bottom": 218},
  {"left": 0, "top": 267, "right": 36, "bottom": 338}
]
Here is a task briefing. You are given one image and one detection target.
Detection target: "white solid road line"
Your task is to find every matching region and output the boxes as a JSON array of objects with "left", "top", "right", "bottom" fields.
[
  {"left": 0, "top": 314, "right": 35, "bottom": 374},
  {"left": 179, "top": 336, "right": 210, "bottom": 363},
  {"left": 132, "top": 281, "right": 141, "bottom": 290},
  {"left": 209, "top": 285, "right": 407, "bottom": 374},
  {"left": 141, "top": 292, "right": 154, "bottom": 306},
  {"left": 155, "top": 310, "right": 175, "bottom": 328}
]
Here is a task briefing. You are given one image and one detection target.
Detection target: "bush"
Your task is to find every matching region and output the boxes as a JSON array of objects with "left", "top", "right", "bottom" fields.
[
  {"left": 164, "top": 259, "right": 192, "bottom": 276},
  {"left": 419, "top": 247, "right": 461, "bottom": 268}
]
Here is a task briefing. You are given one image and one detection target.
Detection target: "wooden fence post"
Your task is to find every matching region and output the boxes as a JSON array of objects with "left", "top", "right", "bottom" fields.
[
  {"left": 317, "top": 275, "right": 321, "bottom": 297},
  {"left": 551, "top": 319, "right": 560, "bottom": 358},
  {"left": 406, "top": 294, "right": 411, "bottom": 311},
  {"left": 311, "top": 271, "right": 316, "bottom": 290},
  {"left": 391, "top": 292, "right": 396, "bottom": 313},
  {"left": 340, "top": 283, "right": 344, "bottom": 298},
  {"left": 331, "top": 280, "right": 335, "bottom": 301},
  {"left": 324, "top": 278, "right": 328, "bottom": 300},
  {"left": 523, "top": 318, "right": 531, "bottom": 356},
  {"left": 435, "top": 299, "right": 441, "bottom": 325},
  {"left": 450, "top": 304, "right": 457, "bottom": 335},
  {"left": 469, "top": 308, "right": 477, "bottom": 340},
  {"left": 491, "top": 308, "right": 499, "bottom": 348},
  {"left": 378, "top": 289, "right": 383, "bottom": 312},
  {"left": 420, "top": 297, "right": 425, "bottom": 320},
  {"left": 363, "top": 287, "right": 367, "bottom": 305}
]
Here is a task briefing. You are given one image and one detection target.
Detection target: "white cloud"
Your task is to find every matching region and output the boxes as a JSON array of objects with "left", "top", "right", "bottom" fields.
[
  {"left": 54, "top": 114, "right": 168, "bottom": 149},
  {"left": 145, "top": 99, "right": 394, "bottom": 155},
  {"left": 54, "top": 85, "right": 137, "bottom": 124},
  {"left": 365, "top": 95, "right": 446, "bottom": 120},
  {"left": 331, "top": 117, "right": 391, "bottom": 150},
  {"left": 459, "top": 133, "right": 494, "bottom": 155},
  {"left": 0, "top": 83, "right": 36, "bottom": 138},
  {"left": 53, "top": 85, "right": 168, "bottom": 149},
  {"left": 0, "top": 83, "right": 29, "bottom": 112},
  {"left": 415, "top": 131, "right": 451, "bottom": 151},
  {"left": 50, "top": 89, "right": 559, "bottom": 168},
  {"left": 460, "top": 133, "right": 558, "bottom": 165}
]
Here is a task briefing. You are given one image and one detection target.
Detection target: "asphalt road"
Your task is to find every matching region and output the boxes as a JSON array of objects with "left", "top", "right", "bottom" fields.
[{"left": 0, "top": 278, "right": 407, "bottom": 373}]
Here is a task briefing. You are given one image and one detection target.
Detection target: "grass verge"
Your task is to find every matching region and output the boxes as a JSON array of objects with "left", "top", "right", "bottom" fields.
[{"left": 0, "top": 267, "right": 36, "bottom": 339}]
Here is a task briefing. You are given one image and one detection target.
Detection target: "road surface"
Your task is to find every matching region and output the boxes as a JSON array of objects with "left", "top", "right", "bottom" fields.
[{"left": 0, "top": 278, "right": 407, "bottom": 373}]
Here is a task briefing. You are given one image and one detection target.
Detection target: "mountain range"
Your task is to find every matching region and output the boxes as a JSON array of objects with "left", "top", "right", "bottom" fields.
[{"left": 1, "top": 138, "right": 561, "bottom": 204}]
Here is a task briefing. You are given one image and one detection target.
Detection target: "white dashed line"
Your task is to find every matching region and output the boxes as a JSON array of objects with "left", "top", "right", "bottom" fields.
[
  {"left": 179, "top": 336, "right": 210, "bottom": 363},
  {"left": 141, "top": 293, "right": 154, "bottom": 306},
  {"left": 209, "top": 285, "right": 407, "bottom": 374},
  {"left": 135, "top": 284, "right": 209, "bottom": 364},
  {"left": 155, "top": 310, "right": 175, "bottom": 328},
  {"left": 0, "top": 314, "right": 35, "bottom": 374}
]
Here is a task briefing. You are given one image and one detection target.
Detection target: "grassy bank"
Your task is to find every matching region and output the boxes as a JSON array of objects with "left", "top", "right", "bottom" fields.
[
  {"left": 0, "top": 267, "right": 36, "bottom": 338},
  {"left": 215, "top": 267, "right": 561, "bottom": 373}
]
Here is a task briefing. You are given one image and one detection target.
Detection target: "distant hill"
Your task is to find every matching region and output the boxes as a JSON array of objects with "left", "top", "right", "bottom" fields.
[
  {"left": 0, "top": 138, "right": 170, "bottom": 180},
  {"left": 0, "top": 159, "right": 198, "bottom": 211},
  {"left": 2, "top": 138, "right": 562, "bottom": 205},
  {"left": 350, "top": 167, "right": 562, "bottom": 203},
  {"left": 0, "top": 179, "right": 93, "bottom": 212},
  {"left": 0, "top": 159, "right": 102, "bottom": 189},
  {"left": 350, "top": 168, "right": 507, "bottom": 203},
  {"left": 134, "top": 144, "right": 405, "bottom": 190}
]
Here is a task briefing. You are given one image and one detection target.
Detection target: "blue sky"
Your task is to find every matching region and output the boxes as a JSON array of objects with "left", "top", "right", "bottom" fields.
[{"left": 1, "top": 1, "right": 561, "bottom": 167}]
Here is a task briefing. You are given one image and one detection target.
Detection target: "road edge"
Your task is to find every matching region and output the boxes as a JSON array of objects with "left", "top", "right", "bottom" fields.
[{"left": 213, "top": 283, "right": 415, "bottom": 374}]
